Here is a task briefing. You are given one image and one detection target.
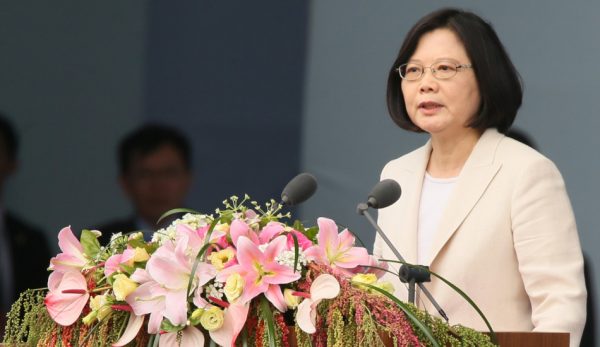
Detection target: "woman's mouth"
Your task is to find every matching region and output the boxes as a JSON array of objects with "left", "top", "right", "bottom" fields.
[{"left": 418, "top": 101, "right": 443, "bottom": 115}]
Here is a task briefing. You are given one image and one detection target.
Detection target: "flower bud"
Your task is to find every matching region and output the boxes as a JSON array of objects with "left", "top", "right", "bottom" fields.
[
  {"left": 284, "top": 289, "right": 301, "bottom": 309},
  {"left": 190, "top": 308, "right": 204, "bottom": 326},
  {"left": 82, "top": 311, "right": 98, "bottom": 325}
]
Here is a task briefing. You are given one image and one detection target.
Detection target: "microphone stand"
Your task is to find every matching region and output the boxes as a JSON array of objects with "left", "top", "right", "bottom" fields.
[{"left": 357, "top": 203, "right": 449, "bottom": 322}]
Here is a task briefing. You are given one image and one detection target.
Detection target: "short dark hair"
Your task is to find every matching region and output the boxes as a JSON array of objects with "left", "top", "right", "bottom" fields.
[
  {"left": 118, "top": 124, "right": 191, "bottom": 174},
  {"left": 387, "top": 8, "right": 523, "bottom": 134},
  {"left": 0, "top": 113, "right": 19, "bottom": 161}
]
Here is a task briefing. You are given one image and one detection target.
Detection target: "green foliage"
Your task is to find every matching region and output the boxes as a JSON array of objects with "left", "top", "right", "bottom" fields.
[{"left": 81, "top": 229, "right": 101, "bottom": 258}]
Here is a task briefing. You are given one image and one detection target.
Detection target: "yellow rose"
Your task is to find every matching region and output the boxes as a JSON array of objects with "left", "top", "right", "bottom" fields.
[
  {"left": 209, "top": 248, "right": 235, "bottom": 270},
  {"left": 351, "top": 273, "right": 378, "bottom": 286},
  {"left": 284, "top": 289, "right": 301, "bottom": 309},
  {"left": 224, "top": 273, "right": 244, "bottom": 302},
  {"left": 200, "top": 306, "right": 224, "bottom": 331},
  {"left": 190, "top": 308, "right": 204, "bottom": 326},
  {"left": 88, "top": 294, "right": 112, "bottom": 321},
  {"left": 133, "top": 247, "right": 150, "bottom": 262},
  {"left": 113, "top": 274, "right": 138, "bottom": 301}
]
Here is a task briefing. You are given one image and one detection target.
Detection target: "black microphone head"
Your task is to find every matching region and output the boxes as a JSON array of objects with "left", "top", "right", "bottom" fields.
[
  {"left": 367, "top": 179, "right": 401, "bottom": 209},
  {"left": 281, "top": 173, "right": 318, "bottom": 206}
]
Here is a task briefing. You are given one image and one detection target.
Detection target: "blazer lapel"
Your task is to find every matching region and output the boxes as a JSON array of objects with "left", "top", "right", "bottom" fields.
[
  {"left": 428, "top": 129, "right": 504, "bottom": 265},
  {"left": 398, "top": 142, "right": 431, "bottom": 264}
]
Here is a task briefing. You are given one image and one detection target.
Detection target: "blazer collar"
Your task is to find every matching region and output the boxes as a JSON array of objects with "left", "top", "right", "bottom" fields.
[
  {"left": 399, "top": 129, "right": 505, "bottom": 265},
  {"left": 428, "top": 128, "right": 504, "bottom": 265}
]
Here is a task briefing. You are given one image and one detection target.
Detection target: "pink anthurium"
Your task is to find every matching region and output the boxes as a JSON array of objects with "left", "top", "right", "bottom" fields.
[
  {"left": 304, "top": 218, "right": 370, "bottom": 270},
  {"left": 49, "top": 226, "right": 88, "bottom": 272},
  {"left": 44, "top": 270, "right": 90, "bottom": 326},
  {"left": 296, "top": 274, "right": 340, "bottom": 334}
]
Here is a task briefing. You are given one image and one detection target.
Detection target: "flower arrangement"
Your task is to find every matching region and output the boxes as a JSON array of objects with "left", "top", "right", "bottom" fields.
[{"left": 3, "top": 196, "right": 494, "bottom": 346}]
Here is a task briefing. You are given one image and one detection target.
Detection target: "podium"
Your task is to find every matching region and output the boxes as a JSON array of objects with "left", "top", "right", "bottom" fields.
[{"left": 493, "top": 332, "right": 569, "bottom": 347}]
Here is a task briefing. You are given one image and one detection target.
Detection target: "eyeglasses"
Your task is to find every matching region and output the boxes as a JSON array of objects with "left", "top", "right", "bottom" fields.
[{"left": 397, "top": 60, "right": 473, "bottom": 81}]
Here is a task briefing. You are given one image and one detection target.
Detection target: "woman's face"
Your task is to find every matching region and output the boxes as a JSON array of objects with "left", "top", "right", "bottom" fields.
[{"left": 401, "top": 28, "right": 481, "bottom": 138}]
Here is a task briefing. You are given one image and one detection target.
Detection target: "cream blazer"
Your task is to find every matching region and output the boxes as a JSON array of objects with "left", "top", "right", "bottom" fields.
[{"left": 373, "top": 129, "right": 586, "bottom": 347}]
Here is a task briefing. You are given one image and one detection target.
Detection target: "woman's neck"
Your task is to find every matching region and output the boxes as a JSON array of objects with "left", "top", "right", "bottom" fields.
[{"left": 427, "top": 128, "right": 482, "bottom": 178}]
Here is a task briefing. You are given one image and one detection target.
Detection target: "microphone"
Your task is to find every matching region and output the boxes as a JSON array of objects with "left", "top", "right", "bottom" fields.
[
  {"left": 357, "top": 180, "right": 449, "bottom": 322},
  {"left": 367, "top": 179, "right": 401, "bottom": 209},
  {"left": 280, "top": 173, "right": 318, "bottom": 206}
]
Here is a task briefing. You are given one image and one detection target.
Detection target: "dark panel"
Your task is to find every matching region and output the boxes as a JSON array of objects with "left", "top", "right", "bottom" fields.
[{"left": 144, "top": 1, "right": 308, "bottom": 212}]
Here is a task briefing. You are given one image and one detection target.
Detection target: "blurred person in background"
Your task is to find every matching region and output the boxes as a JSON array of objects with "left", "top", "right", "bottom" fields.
[
  {"left": 0, "top": 114, "right": 50, "bottom": 318},
  {"left": 96, "top": 124, "right": 192, "bottom": 245}
]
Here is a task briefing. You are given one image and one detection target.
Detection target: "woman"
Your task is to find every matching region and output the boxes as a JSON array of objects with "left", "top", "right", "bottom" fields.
[{"left": 373, "top": 8, "right": 586, "bottom": 346}]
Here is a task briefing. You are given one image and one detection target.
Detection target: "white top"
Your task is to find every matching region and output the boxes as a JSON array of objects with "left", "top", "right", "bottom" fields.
[{"left": 417, "top": 173, "right": 458, "bottom": 265}]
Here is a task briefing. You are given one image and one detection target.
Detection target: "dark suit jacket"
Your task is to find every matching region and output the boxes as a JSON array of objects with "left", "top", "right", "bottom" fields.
[{"left": 4, "top": 212, "right": 51, "bottom": 309}]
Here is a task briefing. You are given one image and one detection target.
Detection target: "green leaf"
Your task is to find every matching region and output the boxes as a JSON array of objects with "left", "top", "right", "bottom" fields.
[
  {"left": 128, "top": 237, "right": 147, "bottom": 249},
  {"left": 80, "top": 229, "right": 101, "bottom": 258},
  {"left": 186, "top": 242, "right": 215, "bottom": 298},
  {"left": 160, "top": 318, "right": 184, "bottom": 333},
  {"left": 157, "top": 207, "right": 202, "bottom": 224},
  {"left": 260, "top": 296, "right": 277, "bottom": 347},
  {"left": 304, "top": 226, "right": 319, "bottom": 241},
  {"left": 363, "top": 283, "right": 441, "bottom": 347},
  {"left": 290, "top": 232, "right": 300, "bottom": 273}
]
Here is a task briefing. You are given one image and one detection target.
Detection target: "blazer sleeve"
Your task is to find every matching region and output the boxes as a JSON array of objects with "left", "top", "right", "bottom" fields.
[{"left": 511, "top": 156, "right": 586, "bottom": 347}]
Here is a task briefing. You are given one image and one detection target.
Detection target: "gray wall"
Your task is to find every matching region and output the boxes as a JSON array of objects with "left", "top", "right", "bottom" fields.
[
  {"left": 300, "top": 0, "right": 600, "bottom": 335},
  {"left": 0, "top": 2, "right": 146, "bottom": 247}
]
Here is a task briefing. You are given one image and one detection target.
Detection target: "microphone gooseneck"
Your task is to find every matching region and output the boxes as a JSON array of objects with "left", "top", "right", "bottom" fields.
[
  {"left": 280, "top": 173, "right": 318, "bottom": 206},
  {"left": 357, "top": 179, "right": 449, "bottom": 323}
]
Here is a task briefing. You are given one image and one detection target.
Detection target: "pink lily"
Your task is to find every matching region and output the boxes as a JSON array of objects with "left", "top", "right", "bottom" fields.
[
  {"left": 296, "top": 274, "right": 340, "bottom": 333},
  {"left": 126, "top": 280, "right": 167, "bottom": 334},
  {"left": 304, "top": 218, "right": 370, "bottom": 271},
  {"left": 229, "top": 219, "right": 259, "bottom": 245},
  {"left": 129, "top": 234, "right": 215, "bottom": 328},
  {"left": 49, "top": 226, "right": 88, "bottom": 272},
  {"left": 217, "top": 235, "right": 300, "bottom": 312},
  {"left": 258, "top": 222, "right": 285, "bottom": 243},
  {"left": 44, "top": 270, "right": 90, "bottom": 326},
  {"left": 209, "top": 303, "right": 250, "bottom": 347},
  {"left": 105, "top": 248, "right": 135, "bottom": 277}
]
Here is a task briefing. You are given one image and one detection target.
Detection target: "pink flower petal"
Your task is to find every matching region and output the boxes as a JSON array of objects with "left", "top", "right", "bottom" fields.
[
  {"left": 334, "top": 247, "right": 370, "bottom": 269},
  {"left": 263, "top": 235, "right": 288, "bottom": 261},
  {"left": 163, "top": 288, "right": 188, "bottom": 326},
  {"left": 126, "top": 282, "right": 166, "bottom": 316},
  {"left": 265, "top": 285, "right": 287, "bottom": 312},
  {"left": 296, "top": 299, "right": 316, "bottom": 334},
  {"left": 210, "top": 303, "right": 250, "bottom": 347},
  {"left": 235, "top": 236, "right": 264, "bottom": 266},
  {"left": 112, "top": 313, "right": 144, "bottom": 347},
  {"left": 316, "top": 218, "right": 340, "bottom": 252},
  {"left": 310, "top": 274, "right": 340, "bottom": 302},
  {"left": 44, "top": 271, "right": 89, "bottom": 326},
  {"left": 147, "top": 255, "right": 189, "bottom": 290},
  {"left": 259, "top": 222, "right": 284, "bottom": 244}
]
